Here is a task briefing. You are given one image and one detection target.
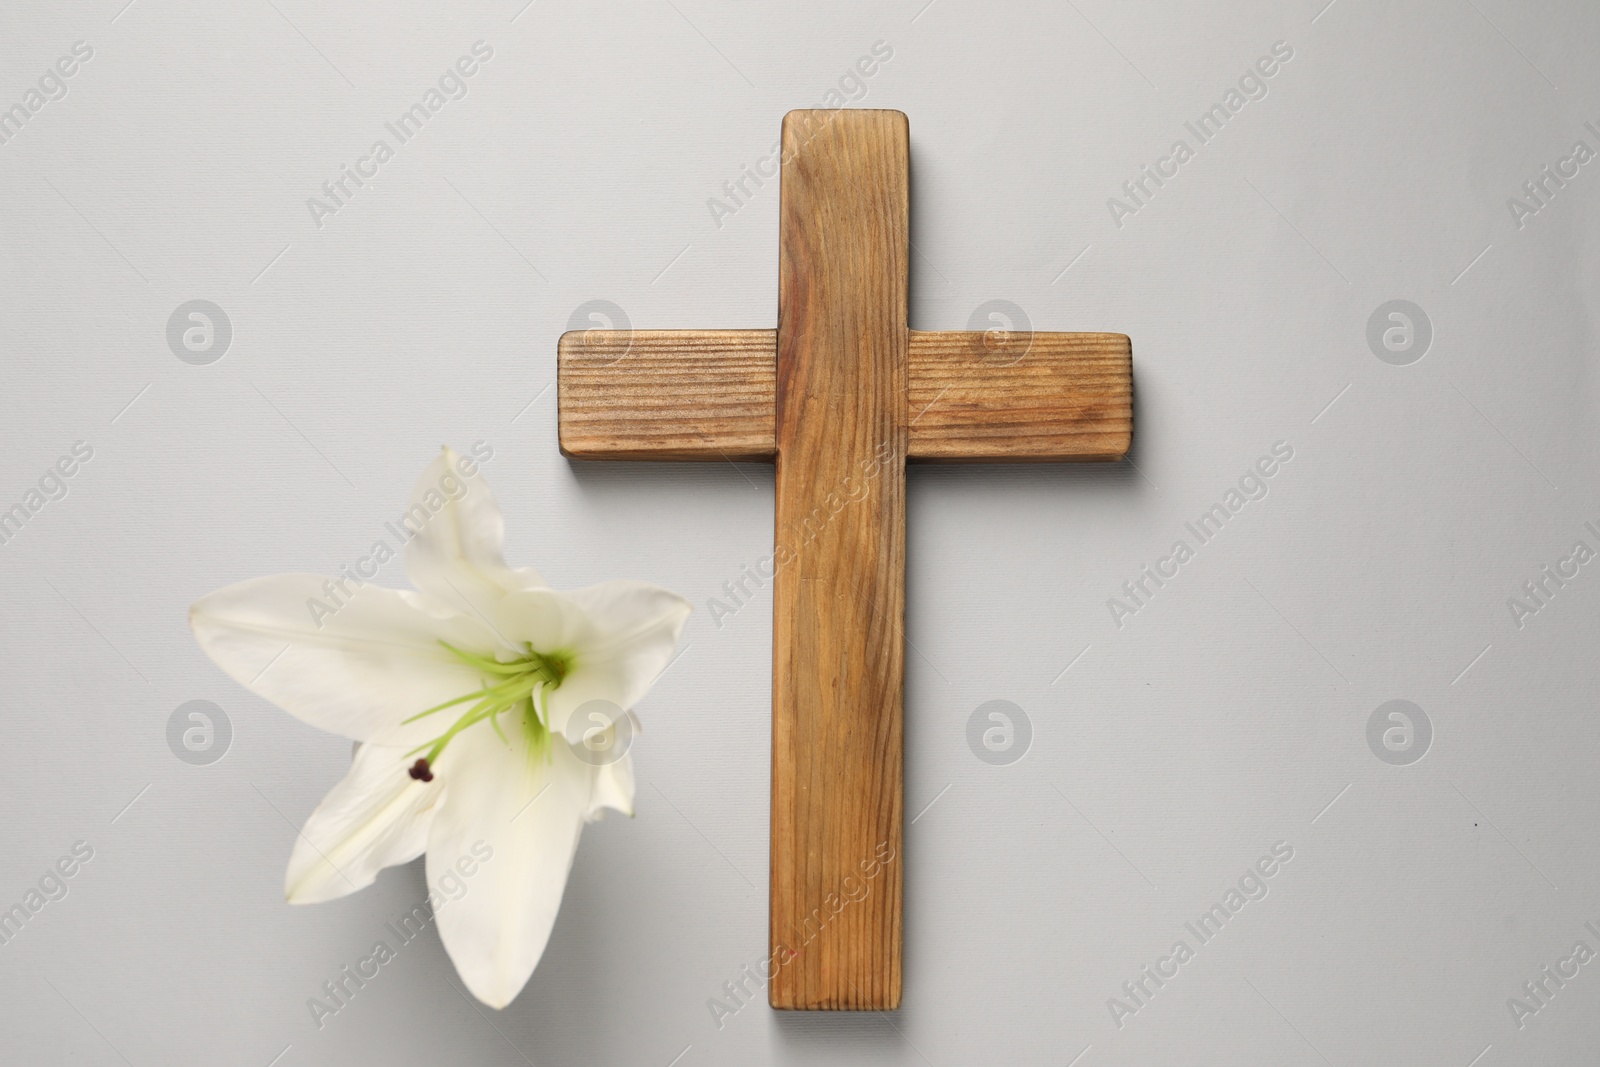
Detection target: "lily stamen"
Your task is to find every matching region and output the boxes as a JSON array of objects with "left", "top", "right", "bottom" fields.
[{"left": 403, "top": 641, "right": 572, "bottom": 778}]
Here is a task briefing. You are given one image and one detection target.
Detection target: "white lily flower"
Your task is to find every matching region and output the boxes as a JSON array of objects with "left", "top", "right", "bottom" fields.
[{"left": 189, "top": 446, "right": 690, "bottom": 1008}]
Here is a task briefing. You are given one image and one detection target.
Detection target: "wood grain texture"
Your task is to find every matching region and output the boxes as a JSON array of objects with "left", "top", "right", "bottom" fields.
[
  {"left": 557, "top": 329, "right": 776, "bottom": 460},
  {"left": 770, "top": 108, "right": 907, "bottom": 1010},
  {"left": 553, "top": 108, "right": 1137, "bottom": 1012},
  {"left": 906, "top": 330, "right": 1132, "bottom": 461},
  {"left": 558, "top": 328, "right": 1131, "bottom": 463}
]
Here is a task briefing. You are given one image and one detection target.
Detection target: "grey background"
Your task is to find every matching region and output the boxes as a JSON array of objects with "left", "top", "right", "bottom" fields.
[{"left": 2, "top": 0, "right": 1597, "bottom": 1063}]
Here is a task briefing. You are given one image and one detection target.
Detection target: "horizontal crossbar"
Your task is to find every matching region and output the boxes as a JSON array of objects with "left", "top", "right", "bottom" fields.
[{"left": 557, "top": 329, "right": 1131, "bottom": 462}]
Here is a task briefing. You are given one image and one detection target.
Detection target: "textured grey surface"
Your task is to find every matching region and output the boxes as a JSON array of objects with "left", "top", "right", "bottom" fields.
[{"left": 3, "top": 0, "right": 1598, "bottom": 1064}]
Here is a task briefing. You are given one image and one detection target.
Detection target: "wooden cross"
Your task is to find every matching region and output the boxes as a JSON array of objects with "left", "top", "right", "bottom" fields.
[{"left": 557, "top": 110, "right": 1132, "bottom": 1010}]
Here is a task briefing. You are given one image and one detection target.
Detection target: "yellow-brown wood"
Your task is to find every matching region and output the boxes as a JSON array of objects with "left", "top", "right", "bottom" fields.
[
  {"left": 557, "top": 329, "right": 776, "bottom": 460},
  {"left": 770, "top": 109, "right": 908, "bottom": 1010},
  {"left": 552, "top": 108, "right": 1135, "bottom": 1012},
  {"left": 906, "top": 330, "right": 1131, "bottom": 462},
  {"left": 557, "top": 328, "right": 1131, "bottom": 463}
]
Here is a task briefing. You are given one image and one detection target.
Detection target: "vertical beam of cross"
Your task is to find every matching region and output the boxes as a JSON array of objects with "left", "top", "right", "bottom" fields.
[{"left": 771, "top": 109, "right": 908, "bottom": 1009}]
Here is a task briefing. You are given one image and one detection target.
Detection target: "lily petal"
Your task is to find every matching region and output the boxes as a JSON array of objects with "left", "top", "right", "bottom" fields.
[
  {"left": 286, "top": 742, "right": 445, "bottom": 904},
  {"left": 544, "top": 582, "right": 691, "bottom": 735},
  {"left": 405, "top": 447, "right": 545, "bottom": 616},
  {"left": 190, "top": 573, "right": 501, "bottom": 747},
  {"left": 427, "top": 717, "right": 590, "bottom": 1008},
  {"left": 586, "top": 752, "right": 636, "bottom": 820}
]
